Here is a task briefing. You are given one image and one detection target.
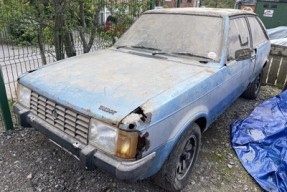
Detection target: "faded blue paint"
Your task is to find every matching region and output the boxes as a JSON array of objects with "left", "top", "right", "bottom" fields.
[
  {"left": 19, "top": 49, "right": 216, "bottom": 126},
  {"left": 253, "top": 41, "right": 271, "bottom": 79}
]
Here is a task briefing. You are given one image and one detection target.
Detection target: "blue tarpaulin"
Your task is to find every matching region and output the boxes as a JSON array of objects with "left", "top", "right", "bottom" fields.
[{"left": 232, "top": 90, "right": 287, "bottom": 192}]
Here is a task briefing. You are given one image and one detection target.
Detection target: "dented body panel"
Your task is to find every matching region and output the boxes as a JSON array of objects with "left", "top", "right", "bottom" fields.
[{"left": 14, "top": 8, "right": 271, "bottom": 181}]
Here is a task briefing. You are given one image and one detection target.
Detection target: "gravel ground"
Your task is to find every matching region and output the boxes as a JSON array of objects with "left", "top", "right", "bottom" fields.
[{"left": 0, "top": 86, "right": 282, "bottom": 192}]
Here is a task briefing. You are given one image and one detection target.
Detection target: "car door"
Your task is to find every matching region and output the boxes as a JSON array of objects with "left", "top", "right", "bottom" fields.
[
  {"left": 226, "top": 16, "right": 254, "bottom": 92},
  {"left": 204, "top": 16, "right": 254, "bottom": 123},
  {"left": 246, "top": 16, "right": 270, "bottom": 78}
]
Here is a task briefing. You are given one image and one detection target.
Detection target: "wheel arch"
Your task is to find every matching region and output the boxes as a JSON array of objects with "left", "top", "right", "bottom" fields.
[
  {"left": 142, "top": 113, "right": 208, "bottom": 179},
  {"left": 194, "top": 116, "right": 207, "bottom": 133}
]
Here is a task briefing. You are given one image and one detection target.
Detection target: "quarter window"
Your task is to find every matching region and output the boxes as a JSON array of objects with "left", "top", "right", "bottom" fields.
[{"left": 247, "top": 16, "right": 268, "bottom": 47}]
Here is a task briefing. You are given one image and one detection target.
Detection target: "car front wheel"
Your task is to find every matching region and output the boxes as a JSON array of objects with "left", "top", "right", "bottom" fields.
[{"left": 153, "top": 123, "right": 201, "bottom": 191}]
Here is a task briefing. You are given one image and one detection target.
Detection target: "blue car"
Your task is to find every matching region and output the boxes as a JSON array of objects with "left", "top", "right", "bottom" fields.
[{"left": 14, "top": 8, "right": 270, "bottom": 191}]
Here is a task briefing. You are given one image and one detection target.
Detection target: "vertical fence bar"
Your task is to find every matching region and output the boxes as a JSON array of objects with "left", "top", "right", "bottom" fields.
[{"left": 0, "top": 67, "right": 13, "bottom": 130}]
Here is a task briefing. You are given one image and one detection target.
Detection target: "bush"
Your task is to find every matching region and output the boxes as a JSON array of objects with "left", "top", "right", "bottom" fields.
[{"left": 7, "top": 21, "right": 37, "bottom": 45}]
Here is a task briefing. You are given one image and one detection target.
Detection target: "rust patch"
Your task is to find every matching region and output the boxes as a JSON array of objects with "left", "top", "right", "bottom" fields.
[
  {"left": 136, "top": 132, "right": 150, "bottom": 159},
  {"left": 119, "top": 106, "right": 152, "bottom": 130}
]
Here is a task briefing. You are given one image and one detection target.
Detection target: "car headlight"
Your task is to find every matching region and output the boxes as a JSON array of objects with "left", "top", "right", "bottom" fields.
[
  {"left": 17, "top": 83, "right": 31, "bottom": 108},
  {"left": 89, "top": 119, "right": 139, "bottom": 159}
]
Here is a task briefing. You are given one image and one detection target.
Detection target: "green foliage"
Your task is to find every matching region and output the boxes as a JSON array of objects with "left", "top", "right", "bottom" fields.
[
  {"left": 6, "top": 22, "right": 37, "bottom": 45},
  {"left": 0, "top": 0, "right": 148, "bottom": 46},
  {"left": 105, "top": 0, "right": 149, "bottom": 38},
  {"left": 202, "top": 0, "right": 235, "bottom": 8}
]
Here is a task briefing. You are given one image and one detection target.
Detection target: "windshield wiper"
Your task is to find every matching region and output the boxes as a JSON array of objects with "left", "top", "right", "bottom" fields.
[
  {"left": 116, "top": 45, "right": 130, "bottom": 49},
  {"left": 173, "top": 52, "right": 215, "bottom": 61},
  {"left": 131, "top": 45, "right": 161, "bottom": 51},
  {"left": 152, "top": 51, "right": 168, "bottom": 56}
]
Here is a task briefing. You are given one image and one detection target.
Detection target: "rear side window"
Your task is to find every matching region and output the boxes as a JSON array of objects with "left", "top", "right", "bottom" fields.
[
  {"left": 247, "top": 16, "right": 268, "bottom": 47},
  {"left": 228, "top": 17, "right": 250, "bottom": 59}
]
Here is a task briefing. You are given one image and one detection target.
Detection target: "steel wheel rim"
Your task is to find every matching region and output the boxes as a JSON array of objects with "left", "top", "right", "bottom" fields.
[{"left": 176, "top": 135, "right": 197, "bottom": 180}]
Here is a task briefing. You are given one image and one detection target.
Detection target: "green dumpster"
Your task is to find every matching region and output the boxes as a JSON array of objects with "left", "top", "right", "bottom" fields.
[{"left": 256, "top": 0, "right": 287, "bottom": 29}]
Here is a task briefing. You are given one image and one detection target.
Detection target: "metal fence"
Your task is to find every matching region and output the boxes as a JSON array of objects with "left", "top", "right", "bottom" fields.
[{"left": 0, "top": 31, "right": 113, "bottom": 131}]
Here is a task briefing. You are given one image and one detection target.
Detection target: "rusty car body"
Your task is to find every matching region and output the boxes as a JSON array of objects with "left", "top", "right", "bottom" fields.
[{"left": 14, "top": 8, "right": 270, "bottom": 191}]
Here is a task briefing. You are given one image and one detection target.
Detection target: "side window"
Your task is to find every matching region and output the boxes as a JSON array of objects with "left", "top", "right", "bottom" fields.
[
  {"left": 247, "top": 16, "right": 268, "bottom": 47},
  {"left": 228, "top": 17, "right": 250, "bottom": 60}
]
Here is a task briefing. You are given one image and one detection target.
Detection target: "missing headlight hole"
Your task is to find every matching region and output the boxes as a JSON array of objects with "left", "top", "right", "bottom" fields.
[
  {"left": 134, "top": 107, "right": 147, "bottom": 122},
  {"left": 136, "top": 132, "right": 150, "bottom": 159}
]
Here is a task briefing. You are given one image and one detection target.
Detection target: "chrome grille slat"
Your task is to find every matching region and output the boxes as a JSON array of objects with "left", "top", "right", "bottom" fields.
[
  {"left": 76, "top": 130, "right": 87, "bottom": 138},
  {"left": 38, "top": 100, "right": 46, "bottom": 106},
  {"left": 38, "top": 96, "right": 46, "bottom": 102},
  {"left": 46, "top": 114, "right": 54, "bottom": 120},
  {"left": 76, "top": 120, "right": 89, "bottom": 127},
  {"left": 38, "top": 109, "right": 45, "bottom": 116},
  {"left": 56, "top": 105, "right": 65, "bottom": 112},
  {"left": 76, "top": 135, "right": 87, "bottom": 144},
  {"left": 38, "top": 114, "right": 45, "bottom": 120},
  {"left": 56, "top": 110, "right": 65, "bottom": 117},
  {"left": 47, "top": 100, "right": 56, "bottom": 106},
  {"left": 77, "top": 116, "right": 90, "bottom": 123},
  {"left": 55, "top": 119, "right": 65, "bottom": 126},
  {"left": 76, "top": 125, "right": 88, "bottom": 133},
  {"left": 65, "top": 114, "right": 76, "bottom": 122},
  {"left": 57, "top": 116, "right": 65, "bottom": 122},
  {"left": 65, "top": 129, "right": 75, "bottom": 137},
  {"left": 65, "top": 124, "right": 76, "bottom": 132},
  {"left": 46, "top": 105, "right": 54, "bottom": 111},
  {"left": 30, "top": 91, "right": 90, "bottom": 144},
  {"left": 66, "top": 110, "right": 77, "bottom": 117},
  {"left": 65, "top": 119, "right": 76, "bottom": 127},
  {"left": 55, "top": 123, "right": 64, "bottom": 130},
  {"left": 46, "top": 109, "right": 53, "bottom": 115},
  {"left": 31, "top": 105, "right": 37, "bottom": 110},
  {"left": 38, "top": 105, "right": 46, "bottom": 111}
]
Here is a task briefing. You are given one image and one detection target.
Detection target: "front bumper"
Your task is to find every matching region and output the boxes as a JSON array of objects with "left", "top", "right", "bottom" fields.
[{"left": 13, "top": 103, "right": 156, "bottom": 181}]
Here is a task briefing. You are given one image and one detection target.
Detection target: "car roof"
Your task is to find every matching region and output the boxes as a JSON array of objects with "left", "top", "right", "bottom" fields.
[{"left": 145, "top": 8, "right": 256, "bottom": 17}]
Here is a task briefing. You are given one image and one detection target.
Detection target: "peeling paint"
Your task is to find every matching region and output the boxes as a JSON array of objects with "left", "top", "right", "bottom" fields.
[
  {"left": 120, "top": 106, "right": 152, "bottom": 130},
  {"left": 121, "top": 113, "right": 143, "bottom": 126},
  {"left": 136, "top": 132, "right": 150, "bottom": 159}
]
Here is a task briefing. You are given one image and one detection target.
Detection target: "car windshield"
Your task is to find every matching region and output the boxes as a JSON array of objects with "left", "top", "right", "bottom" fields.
[{"left": 115, "top": 13, "right": 224, "bottom": 61}]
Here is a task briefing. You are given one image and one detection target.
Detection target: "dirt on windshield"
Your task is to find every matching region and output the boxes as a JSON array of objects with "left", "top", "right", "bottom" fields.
[{"left": 0, "top": 86, "right": 281, "bottom": 192}]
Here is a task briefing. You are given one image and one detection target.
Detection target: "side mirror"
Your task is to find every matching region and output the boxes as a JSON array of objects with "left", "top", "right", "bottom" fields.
[{"left": 235, "top": 48, "right": 252, "bottom": 61}]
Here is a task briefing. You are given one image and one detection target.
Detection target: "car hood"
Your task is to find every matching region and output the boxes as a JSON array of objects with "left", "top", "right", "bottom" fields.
[{"left": 20, "top": 49, "right": 216, "bottom": 126}]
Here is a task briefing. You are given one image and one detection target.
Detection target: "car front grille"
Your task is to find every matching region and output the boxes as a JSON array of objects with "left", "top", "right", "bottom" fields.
[{"left": 30, "top": 91, "right": 90, "bottom": 144}]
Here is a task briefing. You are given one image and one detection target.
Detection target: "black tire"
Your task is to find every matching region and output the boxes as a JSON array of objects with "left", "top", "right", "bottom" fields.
[
  {"left": 242, "top": 72, "right": 263, "bottom": 100},
  {"left": 152, "top": 123, "right": 201, "bottom": 191}
]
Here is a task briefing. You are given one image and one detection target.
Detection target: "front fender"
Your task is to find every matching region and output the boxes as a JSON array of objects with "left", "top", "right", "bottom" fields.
[{"left": 141, "top": 112, "right": 208, "bottom": 179}]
